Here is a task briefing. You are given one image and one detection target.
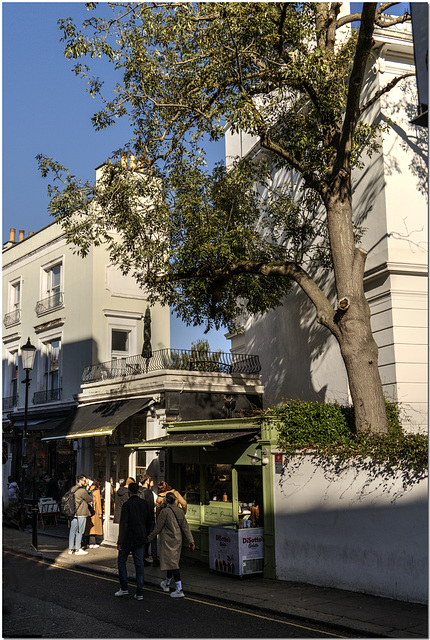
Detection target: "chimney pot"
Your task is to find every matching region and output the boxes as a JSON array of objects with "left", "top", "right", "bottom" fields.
[
  {"left": 19, "top": 230, "right": 25, "bottom": 242},
  {"left": 9, "top": 228, "right": 16, "bottom": 242},
  {"left": 28, "top": 231, "right": 34, "bottom": 237},
  {"left": 121, "top": 152, "right": 127, "bottom": 169}
]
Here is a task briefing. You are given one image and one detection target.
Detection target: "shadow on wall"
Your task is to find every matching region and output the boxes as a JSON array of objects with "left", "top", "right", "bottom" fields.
[
  {"left": 274, "top": 456, "right": 428, "bottom": 602},
  {"left": 244, "top": 270, "right": 348, "bottom": 408}
]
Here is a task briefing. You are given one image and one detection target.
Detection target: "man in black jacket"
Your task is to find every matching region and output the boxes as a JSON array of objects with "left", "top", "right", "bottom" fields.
[
  {"left": 115, "top": 482, "right": 152, "bottom": 600},
  {"left": 138, "top": 474, "right": 159, "bottom": 566}
]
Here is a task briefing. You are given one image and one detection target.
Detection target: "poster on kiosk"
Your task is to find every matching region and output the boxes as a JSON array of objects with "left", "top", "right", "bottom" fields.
[{"left": 209, "top": 525, "right": 264, "bottom": 576}]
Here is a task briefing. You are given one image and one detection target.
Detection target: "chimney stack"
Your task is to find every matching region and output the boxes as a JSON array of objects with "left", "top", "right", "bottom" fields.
[
  {"left": 28, "top": 231, "right": 34, "bottom": 237},
  {"left": 19, "top": 230, "right": 25, "bottom": 242},
  {"left": 9, "top": 228, "right": 16, "bottom": 242}
]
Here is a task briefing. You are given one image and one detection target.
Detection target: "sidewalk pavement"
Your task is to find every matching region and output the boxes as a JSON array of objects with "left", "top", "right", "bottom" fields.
[{"left": 2, "top": 523, "right": 428, "bottom": 639}]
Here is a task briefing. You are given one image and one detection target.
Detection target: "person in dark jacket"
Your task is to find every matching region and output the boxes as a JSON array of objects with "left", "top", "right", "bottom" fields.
[
  {"left": 115, "top": 483, "right": 152, "bottom": 600},
  {"left": 113, "top": 477, "right": 134, "bottom": 524},
  {"left": 138, "top": 474, "right": 159, "bottom": 566}
]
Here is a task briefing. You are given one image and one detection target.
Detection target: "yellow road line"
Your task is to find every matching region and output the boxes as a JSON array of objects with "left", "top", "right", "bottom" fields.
[{"left": 5, "top": 550, "right": 348, "bottom": 638}]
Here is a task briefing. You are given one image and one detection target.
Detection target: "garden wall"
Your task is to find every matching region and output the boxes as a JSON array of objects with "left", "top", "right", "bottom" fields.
[{"left": 273, "top": 456, "right": 428, "bottom": 603}]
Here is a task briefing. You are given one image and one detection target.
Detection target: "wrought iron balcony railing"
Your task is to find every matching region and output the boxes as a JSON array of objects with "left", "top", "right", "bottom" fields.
[
  {"left": 3, "top": 309, "right": 21, "bottom": 327},
  {"left": 35, "top": 292, "right": 64, "bottom": 316},
  {"left": 3, "top": 394, "right": 18, "bottom": 410},
  {"left": 32, "top": 388, "right": 62, "bottom": 405},
  {"left": 82, "top": 348, "right": 261, "bottom": 383}
]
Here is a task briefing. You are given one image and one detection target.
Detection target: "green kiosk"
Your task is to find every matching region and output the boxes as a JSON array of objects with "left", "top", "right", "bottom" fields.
[{"left": 127, "top": 417, "right": 278, "bottom": 579}]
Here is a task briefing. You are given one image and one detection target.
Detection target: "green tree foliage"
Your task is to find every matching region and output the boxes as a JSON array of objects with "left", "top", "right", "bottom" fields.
[
  {"left": 37, "top": 2, "right": 414, "bottom": 434},
  {"left": 270, "top": 399, "right": 428, "bottom": 485}
]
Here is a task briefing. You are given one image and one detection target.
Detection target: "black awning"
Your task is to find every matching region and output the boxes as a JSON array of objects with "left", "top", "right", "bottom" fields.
[
  {"left": 126, "top": 430, "right": 259, "bottom": 449},
  {"left": 13, "top": 418, "right": 68, "bottom": 432},
  {"left": 42, "top": 398, "right": 154, "bottom": 440}
]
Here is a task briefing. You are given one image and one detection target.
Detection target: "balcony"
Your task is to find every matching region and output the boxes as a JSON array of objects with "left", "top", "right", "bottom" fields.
[
  {"left": 3, "top": 394, "right": 18, "bottom": 410},
  {"left": 32, "top": 388, "right": 62, "bottom": 405},
  {"left": 82, "top": 348, "right": 261, "bottom": 383},
  {"left": 35, "top": 292, "right": 64, "bottom": 316},
  {"left": 3, "top": 309, "right": 21, "bottom": 328}
]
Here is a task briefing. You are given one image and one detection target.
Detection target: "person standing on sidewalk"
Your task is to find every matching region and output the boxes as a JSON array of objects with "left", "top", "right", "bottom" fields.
[
  {"left": 148, "top": 492, "right": 195, "bottom": 598},
  {"left": 115, "top": 482, "right": 152, "bottom": 601},
  {"left": 68, "top": 475, "right": 92, "bottom": 556},
  {"left": 83, "top": 480, "right": 103, "bottom": 549},
  {"left": 138, "top": 474, "right": 159, "bottom": 566}
]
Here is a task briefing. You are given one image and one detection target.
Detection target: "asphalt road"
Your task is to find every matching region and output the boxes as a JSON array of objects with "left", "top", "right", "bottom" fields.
[{"left": 3, "top": 551, "right": 360, "bottom": 638}]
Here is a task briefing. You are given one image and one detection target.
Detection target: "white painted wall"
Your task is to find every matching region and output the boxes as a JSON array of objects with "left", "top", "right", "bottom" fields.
[{"left": 274, "top": 456, "right": 428, "bottom": 603}]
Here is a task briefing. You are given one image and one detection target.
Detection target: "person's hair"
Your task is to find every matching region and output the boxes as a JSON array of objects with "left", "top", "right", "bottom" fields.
[
  {"left": 77, "top": 474, "right": 86, "bottom": 482},
  {"left": 8, "top": 476, "right": 14, "bottom": 483},
  {"left": 165, "top": 492, "right": 176, "bottom": 505},
  {"left": 125, "top": 477, "right": 135, "bottom": 486},
  {"left": 91, "top": 480, "right": 100, "bottom": 489},
  {"left": 128, "top": 482, "right": 139, "bottom": 495},
  {"left": 157, "top": 481, "right": 172, "bottom": 494},
  {"left": 140, "top": 474, "right": 151, "bottom": 485}
]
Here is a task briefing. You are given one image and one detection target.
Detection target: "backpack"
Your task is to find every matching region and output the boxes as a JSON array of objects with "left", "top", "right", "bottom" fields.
[{"left": 60, "top": 486, "right": 79, "bottom": 518}]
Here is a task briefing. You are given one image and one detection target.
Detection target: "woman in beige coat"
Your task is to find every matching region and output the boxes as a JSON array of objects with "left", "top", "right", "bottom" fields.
[
  {"left": 84, "top": 480, "right": 103, "bottom": 548},
  {"left": 148, "top": 492, "right": 194, "bottom": 598}
]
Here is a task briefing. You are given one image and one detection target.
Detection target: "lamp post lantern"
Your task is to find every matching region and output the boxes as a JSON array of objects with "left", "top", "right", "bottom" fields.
[{"left": 20, "top": 338, "right": 37, "bottom": 544}]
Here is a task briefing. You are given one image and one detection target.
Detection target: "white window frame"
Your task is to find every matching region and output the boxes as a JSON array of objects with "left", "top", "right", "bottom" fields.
[
  {"left": 3, "top": 342, "right": 20, "bottom": 405},
  {"left": 40, "top": 257, "right": 64, "bottom": 306},
  {"left": 104, "top": 310, "right": 140, "bottom": 367},
  {"left": 36, "top": 328, "right": 63, "bottom": 401},
  {"left": 4, "top": 278, "right": 22, "bottom": 327},
  {"left": 43, "top": 338, "right": 61, "bottom": 394},
  {"left": 8, "top": 277, "right": 22, "bottom": 312}
]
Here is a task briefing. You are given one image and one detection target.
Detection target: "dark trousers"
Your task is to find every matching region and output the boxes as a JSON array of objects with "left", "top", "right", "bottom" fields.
[
  {"left": 145, "top": 521, "right": 158, "bottom": 561},
  {"left": 118, "top": 545, "right": 145, "bottom": 596}
]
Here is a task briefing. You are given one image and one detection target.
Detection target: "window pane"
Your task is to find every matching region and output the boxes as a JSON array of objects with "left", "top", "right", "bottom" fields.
[
  {"left": 112, "top": 330, "right": 129, "bottom": 352},
  {"left": 49, "top": 341, "right": 60, "bottom": 372},
  {"left": 51, "top": 265, "right": 61, "bottom": 290},
  {"left": 13, "top": 283, "right": 20, "bottom": 308}
]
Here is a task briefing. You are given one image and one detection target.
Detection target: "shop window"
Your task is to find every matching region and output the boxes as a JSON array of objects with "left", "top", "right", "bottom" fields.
[
  {"left": 180, "top": 463, "right": 201, "bottom": 504},
  {"left": 136, "top": 450, "right": 146, "bottom": 480},
  {"left": 237, "top": 467, "right": 263, "bottom": 526},
  {"left": 205, "top": 464, "right": 232, "bottom": 503}
]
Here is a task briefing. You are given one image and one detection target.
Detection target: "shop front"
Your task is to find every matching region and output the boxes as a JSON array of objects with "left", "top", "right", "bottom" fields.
[
  {"left": 43, "top": 396, "right": 158, "bottom": 545},
  {"left": 127, "top": 417, "right": 277, "bottom": 579}
]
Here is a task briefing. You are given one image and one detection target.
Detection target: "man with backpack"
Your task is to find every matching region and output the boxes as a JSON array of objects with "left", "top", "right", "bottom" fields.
[{"left": 68, "top": 474, "right": 92, "bottom": 556}]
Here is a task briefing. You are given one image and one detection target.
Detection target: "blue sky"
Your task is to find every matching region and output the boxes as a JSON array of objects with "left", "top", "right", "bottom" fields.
[{"left": 2, "top": 2, "right": 227, "bottom": 351}]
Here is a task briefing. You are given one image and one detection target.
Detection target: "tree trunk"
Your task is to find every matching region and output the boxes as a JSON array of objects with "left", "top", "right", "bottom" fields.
[
  {"left": 324, "top": 185, "right": 388, "bottom": 434},
  {"left": 336, "top": 286, "right": 388, "bottom": 434}
]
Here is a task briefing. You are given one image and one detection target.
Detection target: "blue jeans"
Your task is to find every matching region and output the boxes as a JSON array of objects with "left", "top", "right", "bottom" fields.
[
  {"left": 69, "top": 516, "right": 87, "bottom": 551},
  {"left": 118, "top": 545, "right": 145, "bottom": 595}
]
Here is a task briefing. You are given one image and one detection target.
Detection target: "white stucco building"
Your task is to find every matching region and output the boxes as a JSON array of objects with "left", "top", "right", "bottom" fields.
[{"left": 225, "top": 20, "right": 428, "bottom": 434}]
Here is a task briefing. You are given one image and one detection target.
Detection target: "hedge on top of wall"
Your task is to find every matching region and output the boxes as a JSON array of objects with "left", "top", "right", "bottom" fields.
[{"left": 265, "top": 399, "right": 428, "bottom": 486}]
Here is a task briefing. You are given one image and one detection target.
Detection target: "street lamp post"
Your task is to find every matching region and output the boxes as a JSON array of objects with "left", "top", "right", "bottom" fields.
[{"left": 20, "top": 338, "right": 37, "bottom": 544}]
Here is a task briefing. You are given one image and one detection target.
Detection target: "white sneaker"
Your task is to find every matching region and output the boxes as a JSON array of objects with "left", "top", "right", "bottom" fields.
[
  {"left": 68, "top": 549, "right": 74, "bottom": 555},
  {"left": 170, "top": 589, "right": 184, "bottom": 598},
  {"left": 160, "top": 580, "right": 171, "bottom": 592},
  {"left": 74, "top": 549, "right": 88, "bottom": 555},
  {"left": 91, "top": 544, "right": 100, "bottom": 548},
  {"left": 115, "top": 589, "right": 129, "bottom": 597}
]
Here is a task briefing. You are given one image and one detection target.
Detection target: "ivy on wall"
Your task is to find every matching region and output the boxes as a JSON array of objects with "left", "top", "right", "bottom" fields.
[{"left": 265, "top": 399, "right": 428, "bottom": 487}]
